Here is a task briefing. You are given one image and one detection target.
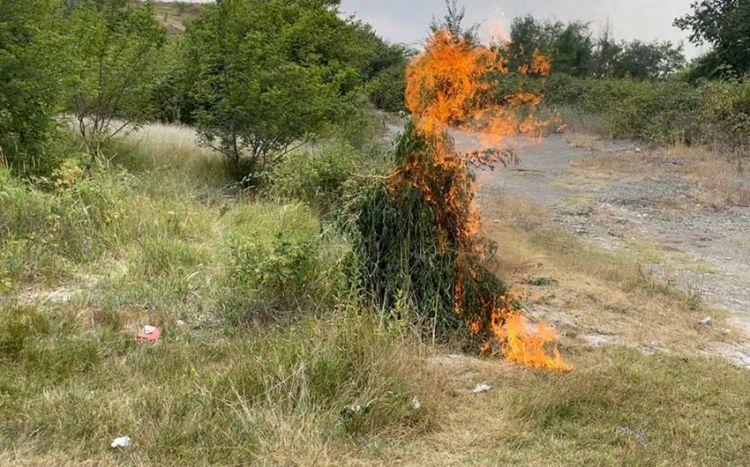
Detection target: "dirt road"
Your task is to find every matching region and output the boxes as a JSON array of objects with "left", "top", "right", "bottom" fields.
[{"left": 457, "top": 132, "right": 750, "bottom": 366}]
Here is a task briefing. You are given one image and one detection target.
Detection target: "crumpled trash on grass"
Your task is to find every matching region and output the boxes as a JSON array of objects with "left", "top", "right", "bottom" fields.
[
  {"left": 340, "top": 399, "right": 376, "bottom": 421},
  {"left": 136, "top": 325, "right": 161, "bottom": 343},
  {"left": 615, "top": 424, "right": 647, "bottom": 444},
  {"left": 111, "top": 436, "right": 130, "bottom": 448},
  {"left": 411, "top": 396, "right": 422, "bottom": 410},
  {"left": 472, "top": 383, "right": 492, "bottom": 394}
]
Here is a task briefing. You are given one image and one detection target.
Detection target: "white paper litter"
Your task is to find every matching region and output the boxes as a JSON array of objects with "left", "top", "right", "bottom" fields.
[
  {"left": 472, "top": 383, "right": 492, "bottom": 394},
  {"left": 411, "top": 397, "right": 421, "bottom": 410},
  {"left": 111, "top": 436, "right": 130, "bottom": 448},
  {"left": 699, "top": 317, "right": 713, "bottom": 326}
]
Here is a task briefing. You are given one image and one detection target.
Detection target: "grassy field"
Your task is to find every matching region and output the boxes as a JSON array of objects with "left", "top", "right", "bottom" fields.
[{"left": 1, "top": 125, "right": 749, "bottom": 465}]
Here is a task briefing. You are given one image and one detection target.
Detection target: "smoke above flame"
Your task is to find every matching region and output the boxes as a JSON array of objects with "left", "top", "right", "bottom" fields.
[{"left": 401, "top": 28, "right": 571, "bottom": 373}]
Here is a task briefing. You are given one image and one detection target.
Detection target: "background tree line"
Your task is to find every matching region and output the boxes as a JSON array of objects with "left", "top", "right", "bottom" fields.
[
  {"left": 0, "top": 0, "right": 410, "bottom": 178},
  {"left": 508, "top": 0, "right": 750, "bottom": 81},
  {"left": 1, "top": 0, "right": 748, "bottom": 180},
  {"left": 506, "top": 15, "right": 686, "bottom": 80}
]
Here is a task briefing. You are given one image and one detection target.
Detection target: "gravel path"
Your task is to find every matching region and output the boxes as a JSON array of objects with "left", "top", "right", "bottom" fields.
[{"left": 457, "top": 132, "right": 750, "bottom": 365}]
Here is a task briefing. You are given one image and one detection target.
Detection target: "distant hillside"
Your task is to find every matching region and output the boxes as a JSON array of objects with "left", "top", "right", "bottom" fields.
[{"left": 150, "top": 2, "right": 204, "bottom": 34}]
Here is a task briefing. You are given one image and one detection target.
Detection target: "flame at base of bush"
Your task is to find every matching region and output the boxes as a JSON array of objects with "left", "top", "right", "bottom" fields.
[
  {"left": 472, "top": 293, "right": 571, "bottom": 373},
  {"left": 482, "top": 308, "right": 571, "bottom": 373}
]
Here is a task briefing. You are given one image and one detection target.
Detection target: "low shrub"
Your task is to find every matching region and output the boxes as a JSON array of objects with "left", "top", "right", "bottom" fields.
[
  {"left": 228, "top": 232, "right": 320, "bottom": 313},
  {"left": 223, "top": 203, "right": 350, "bottom": 321},
  {"left": 543, "top": 74, "right": 750, "bottom": 148},
  {"left": 607, "top": 80, "right": 700, "bottom": 144},
  {"left": 268, "top": 139, "right": 371, "bottom": 212},
  {"left": 367, "top": 63, "right": 408, "bottom": 113}
]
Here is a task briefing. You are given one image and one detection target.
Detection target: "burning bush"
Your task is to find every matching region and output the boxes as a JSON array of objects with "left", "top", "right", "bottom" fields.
[
  {"left": 347, "top": 29, "right": 570, "bottom": 372},
  {"left": 346, "top": 126, "right": 506, "bottom": 338}
]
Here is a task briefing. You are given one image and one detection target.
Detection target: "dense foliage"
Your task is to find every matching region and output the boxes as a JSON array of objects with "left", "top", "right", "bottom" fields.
[
  {"left": 544, "top": 74, "right": 750, "bottom": 147},
  {"left": 182, "top": 0, "right": 361, "bottom": 171},
  {"left": 508, "top": 15, "right": 685, "bottom": 80},
  {"left": 675, "top": 0, "right": 750, "bottom": 78},
  {"left": 67, "top": 0, "right": 165, "bottom": 154},
  {"left": 0, "top": 0, "right": 69, "bottom": 175},
  {"left": 0, "top": 0, "right": 409, "bottom": 178}
]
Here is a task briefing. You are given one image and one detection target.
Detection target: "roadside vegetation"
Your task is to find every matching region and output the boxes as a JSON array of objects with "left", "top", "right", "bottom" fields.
[
  {"left": 501, "top": 10, "right": 750, "bottom": 150},
  {"left": 1, "top": 0, "right": 749, "bottom": 464},
  {"left": 544, "top": 74, "right": 750, "bottom": 149}
]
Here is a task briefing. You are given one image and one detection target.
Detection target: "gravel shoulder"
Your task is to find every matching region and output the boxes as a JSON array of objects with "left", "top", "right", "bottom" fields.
[{"left": 460, "top": 131, "right": 750, "bottom": 367}]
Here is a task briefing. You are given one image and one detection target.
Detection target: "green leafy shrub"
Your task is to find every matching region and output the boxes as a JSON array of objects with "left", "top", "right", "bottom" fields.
[
  {"left": 544, "top": 74, "right": 750, "bottom": 147},
  {"left": 184, "top": 0, "right": 361, "bottom": 177},
  {"left": 0, "top": 0, "right": 70, "bottom": 177},
  {"left": 325, "top": 103, "right": 390, "bottom": 152},
  {"left": 699, "top": 80, "right": 750, "bottom": 144},
  {"left": 607, "top": 80, "right": 700, "bottom": 144},
  {"left": 268, "top": 139, "right": 371, "bottom": 212},
  {"left": 367, "top": 63, "right": 408, "bottom": 112},
  {"left": 223, "top": 203, "right": 349, "bottom": 321},
  {"left": 66, "top": 0, "right": 165, "bottom": 154},
  {"left": 229, "top": 233, "right": 319, "bottom": 310}
]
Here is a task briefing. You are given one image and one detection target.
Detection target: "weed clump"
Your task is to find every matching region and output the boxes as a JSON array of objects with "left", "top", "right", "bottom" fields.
[{"left": 345, "top": 122, "right": 506, "bottom": 340}]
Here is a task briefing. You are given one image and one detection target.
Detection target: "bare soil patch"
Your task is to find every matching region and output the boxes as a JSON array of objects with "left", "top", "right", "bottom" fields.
[{"left": 463, "top": 132, "right": 750, "bottom": 368}]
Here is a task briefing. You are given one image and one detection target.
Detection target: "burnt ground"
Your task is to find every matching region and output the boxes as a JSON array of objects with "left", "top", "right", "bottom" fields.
[{"left": 456, "top": 132, "right": 750, "bottom": 367}]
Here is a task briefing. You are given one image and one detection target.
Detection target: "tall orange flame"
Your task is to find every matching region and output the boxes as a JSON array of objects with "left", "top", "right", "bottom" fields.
[{"left": 402, "top": 29, "right": 570, "bottom": 373}]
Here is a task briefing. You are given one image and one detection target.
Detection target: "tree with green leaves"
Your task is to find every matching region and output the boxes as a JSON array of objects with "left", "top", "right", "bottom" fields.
[
  {"left": 613, "top": 40, "right": 686, "bottom": 80},
  {"left": 553, "top": 22, "right": 594, "bottom": 77},
  {"left": 508, "top": 16, "right": 592, "bottom": 77},
  {"left": 507, "top": 15, "right": 549, "bottom": 68},
  {"left": 346, "top": 22, "right": 413, "bottom": 112},
  {"left": 147, "top": 37, "right": 197, "bottom": 124},
  {"left": 675, "top": 0, "right": 750, "bottom": 78},
  {"left": 430, "top": 0, "right": 478, "bottom": 43},
  {"left": 510, "top": 15, "right": 683, "bottom": 80},
  {"left": 0, "top": 0, "right": 70, "bottom": 175},
  {"left": 592, "top": 22, "right": 621, "bottom": 78},
  {"left": 183, "top": 0, "right": 361, "bottom": 176},
  {"left": 67, "top": 0, "right": 165, "bottom": 156}
]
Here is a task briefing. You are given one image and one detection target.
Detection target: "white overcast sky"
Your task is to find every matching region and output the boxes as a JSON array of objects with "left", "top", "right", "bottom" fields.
[
  {"left": 175, "top": 1, "right": 705, "bottom": 58},
  {"left": 339, "top": 0, "right": 705, "bottom": 58}
]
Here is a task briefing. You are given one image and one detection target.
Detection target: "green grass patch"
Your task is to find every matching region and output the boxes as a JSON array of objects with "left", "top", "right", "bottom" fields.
[
  {"left": 2, "top": 125, "right": 748, "bottom": 464},
  {"left": 0, "top": 303, "right": 428, "bottom": 464},
  {"left": 493, "top": 347, "right": 750, "bottom": 465}
]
